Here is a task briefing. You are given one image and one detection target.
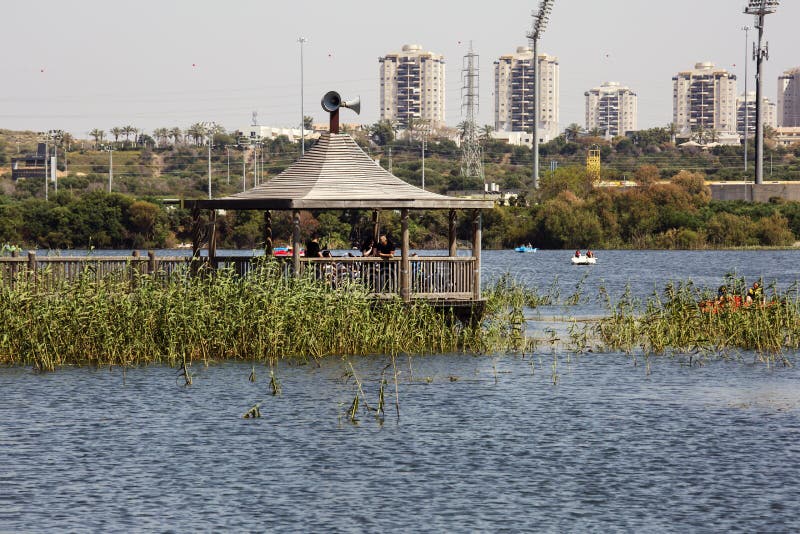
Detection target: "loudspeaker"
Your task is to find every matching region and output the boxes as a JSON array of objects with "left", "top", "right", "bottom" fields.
[{"left": 321, "top": 91, "right": 342, "bottom": 112}]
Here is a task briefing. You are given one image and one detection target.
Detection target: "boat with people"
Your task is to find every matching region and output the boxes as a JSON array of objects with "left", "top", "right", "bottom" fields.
[
  {"left": 571, "top": 250, "right": 597, "bottom": 265},
  {"left": 514, "top": 245, "right": 538, "bottom": 253}
]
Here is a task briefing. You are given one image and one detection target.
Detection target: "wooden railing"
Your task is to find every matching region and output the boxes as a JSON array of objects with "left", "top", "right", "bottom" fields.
[{"left": 0, "top": 252, "right": 478, "bottom": 300}]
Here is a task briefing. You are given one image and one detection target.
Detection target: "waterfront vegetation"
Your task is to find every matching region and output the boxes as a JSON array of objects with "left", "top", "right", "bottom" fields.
[
  {"left": 0, "top": 261, "right": 527, "bottom": 372},
  {"left": 596, "top": 276, "right": 799, "bottom": 364},
  {"left": 0, "top": 257, "right": 797, "bottom": 372},
  {"left": 3, "top": 127, "right": 800, "bottom": 250}
]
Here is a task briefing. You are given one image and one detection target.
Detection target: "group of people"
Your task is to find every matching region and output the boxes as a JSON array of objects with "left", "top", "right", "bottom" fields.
[
  {"left": 574, "top": 250, "right": 594, "bottom": 258},
  {"left": 304, "top": 233, "right": 398, "bottom": 290},
  {"left": 716, "top": 281, "right": 763, "bottom": 305}
]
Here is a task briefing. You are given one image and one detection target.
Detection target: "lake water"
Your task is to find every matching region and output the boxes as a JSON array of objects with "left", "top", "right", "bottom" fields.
[{"left": 2, "top": 250, "right": 800, "bottom": 532}]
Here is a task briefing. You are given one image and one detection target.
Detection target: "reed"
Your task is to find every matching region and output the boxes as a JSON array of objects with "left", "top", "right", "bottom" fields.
[
  {"left": 0, "top": 260, "right": 527, "bottom": 371},
  {"left": 597, "top": 277, "right": 800, "bottom": 362}
]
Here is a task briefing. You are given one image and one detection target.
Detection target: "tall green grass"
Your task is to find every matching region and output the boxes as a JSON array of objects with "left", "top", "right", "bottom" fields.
[
  {"left": 0, "top": 260, "right": 524, "bottom": 371},
  {"left": 597, "top": 277, "right": 800, "bottom": 362}
]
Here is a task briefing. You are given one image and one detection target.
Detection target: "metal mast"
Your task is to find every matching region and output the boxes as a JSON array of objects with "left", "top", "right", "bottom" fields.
[
  {"left": 745, "top": 0, "right": 779, "bottom": 186},
  {"left": 460, "top": 41, "right": 484, "bottom": 184},
  {"left": 527, "top": 0, "right": 554, "bottom": 190}
]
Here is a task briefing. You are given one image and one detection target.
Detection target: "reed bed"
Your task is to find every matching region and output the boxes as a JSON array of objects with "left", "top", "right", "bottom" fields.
[
  {"left": 0, "top": 260, "right": 525, "bottom": 371},
  {"left": 597, "top": 277, "right": 800, "bottom": 362}
]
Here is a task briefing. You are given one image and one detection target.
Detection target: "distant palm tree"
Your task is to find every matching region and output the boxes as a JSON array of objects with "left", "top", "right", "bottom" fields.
[
  {"left": 187, "top": 123, "right": 206, "bottom": 145},
  {"left": 456, "top": 121, "right": 469, "bottom": 141},
  {"left": 122, "top": 125, "right": 135, "bottom": 147},
  {"left": 111, "top": 127, "right": 123, "bottom": 147},
  {"left": 666, "top": 122, "right": 678, "bottom": 144},
  {"left": 153, "top": 128, "right": 169, "bottom": 148},
  {"left": 565, "top": 123, "right": 583, "bottom": 142},
  {"left": 89, "top": 129, "right": 105, "bottom": 149},
  {"left": 479, "top": 124, "right": 495, "bottom": 142},
  {"left": 169, "top": 127, "right": 183, "bottom": 146}
]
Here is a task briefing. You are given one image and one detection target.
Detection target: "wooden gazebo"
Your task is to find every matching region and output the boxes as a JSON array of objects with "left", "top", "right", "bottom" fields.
[{"left": 189, "top": 132, "right": 493, "bottom": 306}]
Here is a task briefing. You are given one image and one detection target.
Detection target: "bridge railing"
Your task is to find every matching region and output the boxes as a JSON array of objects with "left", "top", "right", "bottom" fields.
[{"left": 0, "top": 252, "right": 477, "bottom": 300}]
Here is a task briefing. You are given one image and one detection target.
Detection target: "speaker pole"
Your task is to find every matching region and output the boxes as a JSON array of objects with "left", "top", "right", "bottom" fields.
[{"left": 330, "top": 109, "right": 340, "bottom": 134}]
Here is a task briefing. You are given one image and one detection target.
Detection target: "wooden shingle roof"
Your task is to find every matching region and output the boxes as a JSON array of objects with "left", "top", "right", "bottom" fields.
[{"left": 195, "top": 133, "right": 494, "bottom": 210}]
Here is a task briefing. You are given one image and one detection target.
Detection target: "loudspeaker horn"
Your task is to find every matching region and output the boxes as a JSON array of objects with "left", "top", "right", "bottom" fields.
[
  {"left": 341, "top": 96, "right": 361, "bottom": 115},
  {"left": 321, "top": 91, "right": 342, "bottom": 112}
]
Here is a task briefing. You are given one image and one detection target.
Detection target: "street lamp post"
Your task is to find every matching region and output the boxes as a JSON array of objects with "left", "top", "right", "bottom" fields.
[
  {"left": 742, "top": 25, "right": 750, "bottom": 174},
  {"left": 201, "top": 122, "right": 217, "bottom": 199},
  {"left": 226, "top": 146, "right": 231, "bottom": 185},
  {"left": 298, "top": 37, "right": 307, "bottom": 156},
  {"left": 745, "top": 0, "right": 779, "bottom": 186},
  {"left": 527, "top": 0, "right": 554, "bottom": 190},
  {"left": 106, "top": 145, "right": 114, "bottom": 193}
]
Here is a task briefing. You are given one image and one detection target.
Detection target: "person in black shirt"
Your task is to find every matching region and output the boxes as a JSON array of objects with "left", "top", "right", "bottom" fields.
[
  {"left": 305, "top": 236, "right": 321, "bottom": 258},
  {"left": 375, "top": 234, "right": 395, "bottom": 290},
  {"left": 375, "top": 234, "right": 395, "bottom": 258}
]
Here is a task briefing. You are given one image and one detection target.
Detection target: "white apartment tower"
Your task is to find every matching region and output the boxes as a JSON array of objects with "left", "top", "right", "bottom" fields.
[
  {"left": 585, "top": 81, "right": 638, "bottom": 137},
  {"left": 494, "top": 46, "right": 559, "bottom": 141},
  {"left": 379, "top": 44, "right": 446, "bottom": 129},
  {"left": 672, "top": 62, "right": 737, "bottom": 135},
  {"left": 778, "top": 67, "right": 800, "bottom": 127},
  {"left": 736, "top": 91, "right": 777, "bottom": 137}
]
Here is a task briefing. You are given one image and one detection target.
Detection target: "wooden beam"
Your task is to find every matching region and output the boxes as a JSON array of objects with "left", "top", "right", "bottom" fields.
[
  {"left": 471, "top": 210, "right": 482, "bottom": 300},
  {"left": 400, "top": 208, "right": 410, "bottom": 302},
  {"left": 448, "top": 209, "right": 457, "bottom": 257},
  {"left": 263, "top": 210, "right": 273, "bottom": 256},
  {"left": 208, "top": 209, "right": 218, "bottom": 269},
  {"left": 372, "top": 210, "right": 379, "bottom": 244},
  {"left": 292, "top": 209, "right": 301, "bottom": 277}
]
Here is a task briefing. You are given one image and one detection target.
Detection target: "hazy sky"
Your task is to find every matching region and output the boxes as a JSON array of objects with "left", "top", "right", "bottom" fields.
[{"left": 2, "top": 0, "right": 798, "bottom": 138}]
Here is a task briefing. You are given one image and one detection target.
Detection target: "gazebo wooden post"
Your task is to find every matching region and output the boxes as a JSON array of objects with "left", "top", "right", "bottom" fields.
[
  {"left": 372, "top": 210, "right": 380, "bottom": 244},
  {"left": 400, "top": 208, "right": 410, "bottom": 302},
  {"left": 292, "top": 209, "right": 301, "bottom": 277},
  {"left": 190, "top": 203, "right": 201, "bottom": 276},
  {"left": 208, "top": 209, "right": 218, "bottom": 269},
  {"left": 471, "top": 209, "right": 482, "bottom": 300},
  {"left": 263, "top": 210, "right": 273, "bottom": 256},
  {"left": 448, "top": 209, "right": 457, "bottom": 257}
]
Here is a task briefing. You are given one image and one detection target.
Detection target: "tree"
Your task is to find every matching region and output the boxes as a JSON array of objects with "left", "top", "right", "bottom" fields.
[
  {"left": 89, "top": 129, "right": 105, "bottom": 149},
  {"left": 122, "top": 125, "right": 135, "bottom": 147},
  {"left": 303, "top": 116, "right": 314, "bottom": 130},
  {"left": 479, "top": 124, "right": 495, "bottom": 143},
  {"left": 110, "top": 127, "right": 123, "bottom": 147},
  {"left": 667, "top": 122, "right": 678, "bottom": 144},
  {"left": 565, "top": 123, "right": 583, "bottom": 142},
  {"left": 187, "top": 123, "right": 206, "bottom": 145},
  {"left": 369, "top": 120, "right": 396, "bottom": 146},
  {"left": 634, "top": 164, "right": 660, "bottom": 187},
  {"left": 169, "top": 127, "right": 183, "bottom": 146},
  {"left": 153, "top": 128, "right": 169, "bottom": 148}
]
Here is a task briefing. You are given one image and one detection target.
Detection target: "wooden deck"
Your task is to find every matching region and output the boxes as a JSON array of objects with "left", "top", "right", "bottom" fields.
[{"left": 0, "top": 252, "right": 482, "bottom": 303}]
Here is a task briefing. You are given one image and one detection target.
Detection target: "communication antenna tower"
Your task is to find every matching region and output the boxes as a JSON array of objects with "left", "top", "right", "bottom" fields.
[
  {"left": 460, "top": 41, "right": 484, "bottom": 184},
  {"left": 251, "top": 111, "right": 258, "bottom": 127}
]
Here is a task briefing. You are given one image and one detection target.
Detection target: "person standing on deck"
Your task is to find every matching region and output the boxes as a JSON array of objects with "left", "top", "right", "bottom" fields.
[
  {"left": 305, "top": 235, "right": 322, "bottom": 258},
  {"left": 376, "top": 234, "right": 396, "bottom": 291}
]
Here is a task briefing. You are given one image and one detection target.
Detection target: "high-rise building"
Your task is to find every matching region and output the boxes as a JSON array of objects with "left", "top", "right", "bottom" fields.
[
  {"left": 379, "top": 44, "right": 446, "bottom": 129},
  {"left": 584, "top": 81, "right": 638, "bottom": 137},
  {"left": 672, "top": 62, "right": 737, "bottom": 135},
  {"left": 494, "top": 46, "right": 559, "bottom": 141},
  {"left": 736, "top": 91, "right": 776, "bottom": 137},
  {"left": 778, "top": 67, "right": 800, "bottom": 127}
]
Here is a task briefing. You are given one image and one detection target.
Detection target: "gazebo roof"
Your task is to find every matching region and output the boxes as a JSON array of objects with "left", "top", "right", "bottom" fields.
[{"left": 194, "top": 133, "right": 494, "bottom": 210}]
